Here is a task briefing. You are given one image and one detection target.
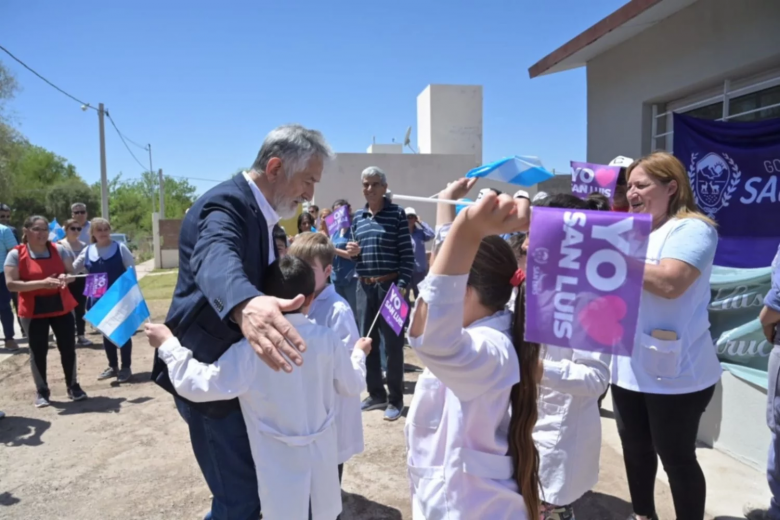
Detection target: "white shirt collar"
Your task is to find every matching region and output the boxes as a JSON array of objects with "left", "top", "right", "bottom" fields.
[
  {"left": 285, "top": 312, "right": 314, "bottom": 327},
  {"left": 242, "top": 171, "right": 280, "bottom": 229},
  {"left": 313, "top": 284, "right": 336, "bottom": 304}
]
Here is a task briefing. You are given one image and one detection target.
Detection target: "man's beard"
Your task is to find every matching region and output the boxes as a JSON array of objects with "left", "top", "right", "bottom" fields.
[{"left": 272, "top": 192, "right": 299, "bottom": 219}]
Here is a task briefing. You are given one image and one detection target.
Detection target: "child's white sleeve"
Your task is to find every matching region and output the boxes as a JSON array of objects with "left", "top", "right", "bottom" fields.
[
  {"left": 332, "top": 305, "right": 360, "bottom": 351},
  {"left": 541, "top": 350, "right": 611, "bottom": 397},
  {"left": 157, "top": 337, "right": 255, "bottom": 402},
  {"left": 333, "top": 334, "right": 367, "bottom": 397},
  {"left": 408, "top": 274, "right": 513, "bottom": 402}
]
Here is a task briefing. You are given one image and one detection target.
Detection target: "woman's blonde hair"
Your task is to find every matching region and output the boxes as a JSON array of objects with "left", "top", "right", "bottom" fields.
[
  {"left": 626, "top": 151, "right": 716, "bottom": 227},
  {"left": 90, "top": 217, "right": 112, "bottom": 243}
]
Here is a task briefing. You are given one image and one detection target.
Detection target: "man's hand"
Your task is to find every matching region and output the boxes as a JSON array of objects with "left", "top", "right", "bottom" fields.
[
  {"left": 355, "top": 337, "right": 372, "bottom": 356},
  {"left": 346, "top": 242, "right": 361, "bottom": 257},
  {"left": 760, "top": 306, "right": 780, "bottom": 343},
  {"left": 233, "top": 295, "right": 307, "bottom": 373},
  {"left": 145, "top": 323, "right": 173, "bottom": 349}
]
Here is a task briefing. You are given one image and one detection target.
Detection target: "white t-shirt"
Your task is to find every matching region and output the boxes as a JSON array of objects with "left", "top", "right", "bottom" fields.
[{"left": 611, "top": 217, "right": 723, "bottom": 394}]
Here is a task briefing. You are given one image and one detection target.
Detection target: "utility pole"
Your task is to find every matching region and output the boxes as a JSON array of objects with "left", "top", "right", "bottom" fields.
[
  {"left": 158, "top": 168, "right": 165, "bottom": 219},
  {"left": 98, "top": 103, "right": 109, "bottom": 219},
  {"left": 148, "top": 143, "right": 155, "bottom": 213}
]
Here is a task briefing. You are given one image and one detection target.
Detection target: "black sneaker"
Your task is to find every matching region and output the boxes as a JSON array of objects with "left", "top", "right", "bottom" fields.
[
  {"left": 68, "top": 384, "right": 88, "bottom": 401},
  {"left": 361, "top": 396, "right": 388, "bottom": 412},
  {"left": 34, "top": 389, "right": 51, "bottom": 408},
  {"left": 97, "top": 367, "right": 117, "bottom": 380},
  {"left": 117, "top": 367, "right": 132, "bottom": 383}
]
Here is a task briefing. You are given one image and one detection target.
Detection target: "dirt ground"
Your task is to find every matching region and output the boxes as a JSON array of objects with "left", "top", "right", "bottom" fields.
[{"left": 0, "top": 298, "right": 681, "bottom": 520}]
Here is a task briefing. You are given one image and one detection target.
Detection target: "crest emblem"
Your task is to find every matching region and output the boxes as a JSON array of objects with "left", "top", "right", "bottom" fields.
[{"left": 687, "top": 152, "right": 741, "bottom": 218}]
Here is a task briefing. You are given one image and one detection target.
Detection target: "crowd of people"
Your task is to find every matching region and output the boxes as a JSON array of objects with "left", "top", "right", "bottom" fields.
[
  {"left": 1, "top": 122, "right": 778, "bottom": 520},
  {"left": 0, "top": 203, "right": 136, "bottom": 409}
]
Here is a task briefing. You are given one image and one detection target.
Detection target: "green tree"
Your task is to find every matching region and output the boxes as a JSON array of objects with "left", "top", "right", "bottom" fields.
[{"left": 46, "top": 180, "right": 100, "bottom": 224}]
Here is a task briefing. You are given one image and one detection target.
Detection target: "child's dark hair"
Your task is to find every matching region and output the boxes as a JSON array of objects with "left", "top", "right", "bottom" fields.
[
  {"left": 534, "top": 192, "right": 607, "bottom": 211},
  {"left": 272, "top": 224, "right": 288, "bottom": 244},
  {"left": 263, "top": 255, "right": 315, "bottom": 304},
  {"left": 506, "top": 233, "right": 527, "bottom": 264},
  {"left": 468, "top": 235, "right": 540, "bottom": 518}
]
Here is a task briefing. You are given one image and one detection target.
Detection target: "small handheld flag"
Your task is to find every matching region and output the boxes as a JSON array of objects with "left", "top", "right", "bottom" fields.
[
  {"left": 367, "top": 283, "right": 409, "bottom": 337},
  {"left": 325, "top": 205, "right": 351, "bottom": 236},
  {"left": 83, "top": 273, "right": 109, "bottom": 298},
  {"left": 465, "top": 156, "right": 554, "bottom": 186},
  {"left": 85, "top": 268, "right": 150, "bottom": 347},
  {"left": 48, "top": 218, "right": 65, "bottom": 242}
]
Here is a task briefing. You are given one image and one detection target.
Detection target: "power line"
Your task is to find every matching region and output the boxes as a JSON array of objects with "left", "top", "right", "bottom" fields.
[
  {"left": 0, "top": 43, "right": 95, "bottom": 110},
  {"left": 105, "top": 111, "right": 148, "bottom": 171}
]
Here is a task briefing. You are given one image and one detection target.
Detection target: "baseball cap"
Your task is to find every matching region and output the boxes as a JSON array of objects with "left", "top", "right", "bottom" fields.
[
  {"left": 405, "top": 207, "right": 417, "bottom": 217},
  {"left": 609, "top": 156, "right": 634, "bottom": 169}
]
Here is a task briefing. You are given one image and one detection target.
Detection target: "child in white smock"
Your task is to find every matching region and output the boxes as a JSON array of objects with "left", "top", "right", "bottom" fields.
[
  {"left": 406, "top": 180, "right": 541, "bottom": 520},
  {"left": 146, "top": 256, "right": 372, "bottom": 520}
]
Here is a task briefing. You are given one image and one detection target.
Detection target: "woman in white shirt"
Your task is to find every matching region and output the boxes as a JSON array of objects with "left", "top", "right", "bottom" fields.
[
  {"left": 406, "top": 180, "right": 540, "bottom": 520},
  {"left": 611, "top": 152, "right": 721, "bottom": 520},
  {"left": 59, "top": 219, "right": 91, "bottom": 346}
]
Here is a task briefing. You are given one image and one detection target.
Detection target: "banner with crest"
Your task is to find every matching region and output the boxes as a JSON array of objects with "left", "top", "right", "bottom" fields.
[{"left": 673, "top": 112, "right": 780, "bottom": 268}]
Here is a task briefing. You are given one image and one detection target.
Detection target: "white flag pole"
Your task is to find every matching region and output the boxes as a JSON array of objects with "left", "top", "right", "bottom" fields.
[
  {"left": 366, "top": 307, "right": 383, "bottom": 339},
  {"left": 392, "top": 194, "right": 474, "bottom": 206}
]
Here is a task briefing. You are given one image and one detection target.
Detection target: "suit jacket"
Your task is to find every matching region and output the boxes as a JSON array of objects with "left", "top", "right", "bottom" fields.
[{"left": 153, "top": 174, "right": 272, "bottom": 416}]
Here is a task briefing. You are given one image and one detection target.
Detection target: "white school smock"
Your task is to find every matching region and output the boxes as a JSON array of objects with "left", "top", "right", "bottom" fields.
[
  {"left": 534, "top": 345, "right": 610, "bottom": 507},
  {"left": 611, "top": 217, "right": 722, "bottom": 394},
  {"left": 406, "top": 274, "right": 529, "bottom": 520},
  {"left": 308, "top": 284, "right": 365, "bottom": 464},
  {"left": 158, "top": 313, "right": 367, "bottom": 520}
]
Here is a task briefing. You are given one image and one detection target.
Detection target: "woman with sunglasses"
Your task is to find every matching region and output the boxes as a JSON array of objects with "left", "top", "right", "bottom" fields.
[
  {"left": 60, "top": 219, "right": 91, "bottom": 346},
  {"left": 3, "top": 215, "right": 88, "bottom": 407},
  {"left": 72, "top": 218, "right": 136, "bottom": 384}
]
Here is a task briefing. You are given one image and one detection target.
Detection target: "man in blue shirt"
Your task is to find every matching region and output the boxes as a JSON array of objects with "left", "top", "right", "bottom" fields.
[
  {"left": 0, "top": 219, "right": 18, "bottom": 350},
  {"left": 329, "top": 199, "right": 360, "bottom": 318},
  {"left": 746, "top": 243, "right": 780, "bottom": 520},
  {"left": 351, "top": 166, "right": 415, "bottom": 422}
]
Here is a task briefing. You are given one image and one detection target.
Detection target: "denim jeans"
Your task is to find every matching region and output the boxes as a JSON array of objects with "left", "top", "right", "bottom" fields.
[
  {"left": 767, "top": 346, "right": 780, "bottom": 520},
  {"left": 175, "top": 397, "right": 261, "bottom": 520},
  {"left": 0, "top": 273, "right": 16, "bottom": 341},
  {"left": 333, "top": 277, "right": 358, "bottom": 325}
]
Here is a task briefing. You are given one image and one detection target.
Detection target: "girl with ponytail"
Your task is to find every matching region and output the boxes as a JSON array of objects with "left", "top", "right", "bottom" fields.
[{"left": 406, "top": 179, "right": 541, "bottom": 520}]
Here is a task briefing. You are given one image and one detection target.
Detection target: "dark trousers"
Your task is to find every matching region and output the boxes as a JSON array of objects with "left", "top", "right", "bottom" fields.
[
  {"left": 25, "top": 313, "right": 77, "bottom": 393},
  {"left": 409, "top": 271, "right": 427, "bottom": 300},
  {"left": 0, "top": 273, "right": 15, "bottom": 340},
  {"left": 612, "top": 384, "right": 715, "bottom": 520},
  {"left": 69, "top": 277, "right": 87, "bottom": 337},
  {"left": 103, "top": 336, "right": 132, "bottom": 369},
  {"left": 357, "top": 280, "right": 405, "bottom": 408},
  {"left": 175, "top": 397, "right": 261, "bottom": 520}
]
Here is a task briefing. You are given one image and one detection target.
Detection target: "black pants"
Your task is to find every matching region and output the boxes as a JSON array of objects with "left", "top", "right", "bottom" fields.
[
  {"left": 24, "top": 313, "right": 77, "bottom": 393},
  {"left": 612, "top": 384, "right": 716, "bottom": 520},
  {"left": 103, "top": 336, "right": 132, "bottom": 370},
  {"left": 68, "top": 277, "right": 87, "bottom": 337},
  {"left": 357, "top": 280, "right": 405, "bottom": 408}
]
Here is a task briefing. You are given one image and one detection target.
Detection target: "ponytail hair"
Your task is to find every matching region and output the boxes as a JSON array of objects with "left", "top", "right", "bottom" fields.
[
  {"left": 509, "top": 281, "right": 541, "bottom": 519},
  {"left": 467, "top": 236, "right": 540, "bottom": 518}
]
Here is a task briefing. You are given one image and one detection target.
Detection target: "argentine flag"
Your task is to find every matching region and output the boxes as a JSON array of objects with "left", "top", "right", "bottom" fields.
[
  {"left": 48, "top": 218, "right": 66, "bottom": 242},
  {"left": 85, "top": 268, "right": 150, "bottom": 347},
  {"left": 465, "top": 156, "right": 554, "bottom": 186}
]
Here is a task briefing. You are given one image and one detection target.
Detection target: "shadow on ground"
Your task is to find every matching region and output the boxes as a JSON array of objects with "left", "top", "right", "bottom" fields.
[
  {"left": 573, "top": 491, "right": 633, "bottom": 519},
  {"left": 0, "top": 416, "right": 51, "bottom": 447},
  {"left": 49, "top": 396, "right": 127, "bottom": 415},
  {"left": 0, "top": 492, "right": 21, "bottom": 506},
  {"left": 342, "top": 491, "right": 403, "bottom": 520}
]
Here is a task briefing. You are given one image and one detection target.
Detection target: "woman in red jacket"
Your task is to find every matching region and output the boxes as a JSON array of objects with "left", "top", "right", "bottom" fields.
[{"left": 3, "top": 215, "right": 87, "bottom": 408}]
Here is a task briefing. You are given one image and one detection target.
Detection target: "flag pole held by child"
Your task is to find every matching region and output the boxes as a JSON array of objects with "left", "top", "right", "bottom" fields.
[{"left": 367, "top": 282, "right": 409, "bottom": 338}]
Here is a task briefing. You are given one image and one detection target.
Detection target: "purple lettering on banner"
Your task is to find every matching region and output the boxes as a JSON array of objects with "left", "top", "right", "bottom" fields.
[
  {"left": 325, "top": 205, "right": 351, "bottom": 236},
  {"left": 525, "top": 207, "right": 652, "bottom": 356},
  {"left": 379, "top": 283, "right": 409, "bottom": 336},
  {"left": 83, "top": 273, "right": 109, "bottom": 299},
  {"left": 570, "top": 161, "right": 621, "bottom": 204}
]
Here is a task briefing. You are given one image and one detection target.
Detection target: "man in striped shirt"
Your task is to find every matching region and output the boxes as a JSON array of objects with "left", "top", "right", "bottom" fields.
[{"left": 351, "top": 166, "right": 415, "bottom": 422}]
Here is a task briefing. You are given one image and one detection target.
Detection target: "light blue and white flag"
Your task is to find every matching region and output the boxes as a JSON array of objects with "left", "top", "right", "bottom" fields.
[
  {"left": 465, "top": 156, "right": 554, "bottom": 186},
  {"left": 84, "top": 268, "right": 150, "bottom": 347},
  {"left": 48, "top": 218, "right": 65, "bottom": 242}
]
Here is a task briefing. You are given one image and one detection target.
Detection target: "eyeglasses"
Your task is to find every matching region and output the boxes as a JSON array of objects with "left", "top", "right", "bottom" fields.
[
  {"left": 72, "top": 210, "right": 86, "bottom": 215},
  {"left": 30, "top": 227, "right": 48, "bottom": 233},
  {"left": 69, "top": 227, "right": 82, "bottom": 232}
]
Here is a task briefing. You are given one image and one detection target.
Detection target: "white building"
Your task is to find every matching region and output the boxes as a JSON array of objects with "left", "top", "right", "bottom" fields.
[
  {"left": 314, "top": 84, "right": 524, "bottom": 228},
  {"left": 529, "top": 0, "right": 780, "bottom": 470}
]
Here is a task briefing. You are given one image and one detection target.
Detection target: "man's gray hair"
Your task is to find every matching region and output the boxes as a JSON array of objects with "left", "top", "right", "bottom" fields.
[
  {"left": 71, "top": 202, "right": 86, "bottom": 211},
  {"left": 251, "top": 124, "right": 333, "bottom": 178},
  {"left": 361, "top": 166, "right": 387, "bottom": 186}
]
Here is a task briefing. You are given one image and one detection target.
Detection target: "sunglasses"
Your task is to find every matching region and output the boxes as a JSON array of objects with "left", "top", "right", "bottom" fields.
[
  {"left": 72, "top": 210, "right": 86, "bottom": 215},
  {"left": 30, "top": 227, "right": 48, "bottom": 233},
  {"left": 69, "top": 227, "right": 82, "bottom": 232}
]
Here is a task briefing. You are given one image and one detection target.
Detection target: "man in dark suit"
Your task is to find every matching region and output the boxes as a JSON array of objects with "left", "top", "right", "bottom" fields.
[{"left": 155, "top": 124, "right": 332, "bottom": 520}]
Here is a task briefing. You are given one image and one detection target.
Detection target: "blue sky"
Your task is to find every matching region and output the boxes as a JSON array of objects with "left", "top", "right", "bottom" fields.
[{"left": 1, "top": 0, "right": 627, "bottom": 194}]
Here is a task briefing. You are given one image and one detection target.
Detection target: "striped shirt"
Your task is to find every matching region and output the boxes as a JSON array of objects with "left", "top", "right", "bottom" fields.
[{"left": 351, "top": 199, "right": 415, "bottom": 288}]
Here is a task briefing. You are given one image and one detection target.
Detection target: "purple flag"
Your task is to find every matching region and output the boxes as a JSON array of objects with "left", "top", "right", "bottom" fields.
[
  {"left": 525, "top": 207, "right": 652, "bottom": 356},
  {"left": 84, "top": 273, "right": 109, "bottom": 298},
  {"left": 379, "top": 283, "right": 409, "bottom": 336},
  {"left": 570, "top": 161, "right": 621, "bottom": 204},
  {"left": 325, "top": 205, "right": 351, "bottom": 236}
]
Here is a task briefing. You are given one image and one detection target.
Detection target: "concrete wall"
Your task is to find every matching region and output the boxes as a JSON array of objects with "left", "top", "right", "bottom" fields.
[
  {"left": 367, "top": 143, "right": 403, "bottom": 154},
  {"left": 586, "top": 0, "right": 780, "bottom": 163},
  {"left": 153, "top": 213, "right": 183, "bottom": 269},
  {"left": 314, "top": 152, "right": 525, "bottom": 228},
  {"left": 417, "top": 85, "right": 483, "bottom": 163}
]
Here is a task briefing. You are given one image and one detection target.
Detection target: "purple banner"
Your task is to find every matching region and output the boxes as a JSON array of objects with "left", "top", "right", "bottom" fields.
[
  {"left": 325, "top": 205, "right": 351, "bottom": 236},
  {"left": 84, "top": 273, "right": 108, "bottom": 299},
  {"left": 525, "top": 207, "right": 652, "bottom": 356},
  {"left": 570, "top": 161, "right": 621, "bottom": 204},
  {"left": 380, "top": 283, "right": 409, "bottom": 336}
]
